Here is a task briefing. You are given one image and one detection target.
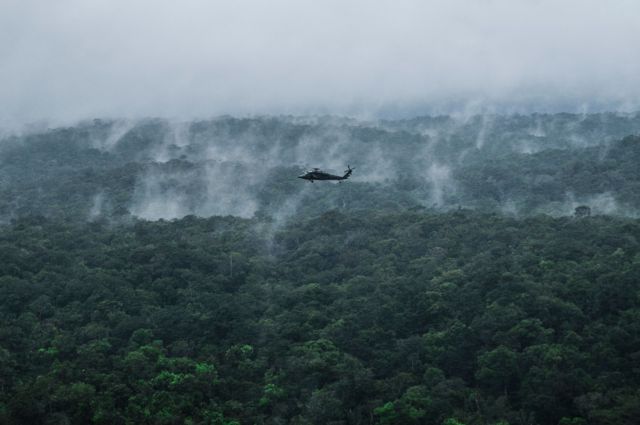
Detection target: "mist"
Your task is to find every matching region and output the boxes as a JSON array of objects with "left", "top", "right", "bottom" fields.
[
  {"left": 2, "top": 0, "right": 640, "bottom": 127},
  {"left": 48, "top": 113, "right": 637, "bottom": 221}
]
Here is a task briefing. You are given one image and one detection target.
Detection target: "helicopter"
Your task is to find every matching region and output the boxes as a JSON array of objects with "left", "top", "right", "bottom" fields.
[{"left": 298, "top": 165, "right": 354, "bottom": 182}]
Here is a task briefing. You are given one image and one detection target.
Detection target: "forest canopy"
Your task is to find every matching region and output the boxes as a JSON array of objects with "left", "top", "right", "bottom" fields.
[{"left": 1, "top": 113, "right": 640, "bottom": 424}]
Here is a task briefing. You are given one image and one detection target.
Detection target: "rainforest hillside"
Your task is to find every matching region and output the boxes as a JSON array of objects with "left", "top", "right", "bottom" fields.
[
  {"left": 1, "top": 113, "right": 640, "bottom": 221},
  {"left": 1, "top": 113, "right": 640, "bottom": 425},
  {"left": 1, "top": 211, "right": 640, "bottom": 424}
]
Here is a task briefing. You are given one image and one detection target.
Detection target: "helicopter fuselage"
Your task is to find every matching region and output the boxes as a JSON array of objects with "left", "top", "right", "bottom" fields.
[
  {"left": 298, "top": 171, "right": 348, "bottom": 182},
  {"left": 298, "top": 167, "right": 353, "bottom": 182}
]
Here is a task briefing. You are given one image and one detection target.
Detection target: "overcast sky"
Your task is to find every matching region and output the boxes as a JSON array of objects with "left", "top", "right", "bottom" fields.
[{"left": 1, "top": 0, "right": 639, "bottom": 124}]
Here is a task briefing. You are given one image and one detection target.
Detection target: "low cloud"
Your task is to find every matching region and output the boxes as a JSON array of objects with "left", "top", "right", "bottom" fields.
[{"left": 1, "top": 0, "right": 640, "bottom": 126}]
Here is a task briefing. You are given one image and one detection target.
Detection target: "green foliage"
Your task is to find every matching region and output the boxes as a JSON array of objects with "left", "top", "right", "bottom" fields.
[
  {"left": 0, "top": 212, "right": 634, "bottom": 423},
  {"left": 374, "top": 402, "right": 399, "bottom": 425},
  {"left": 2, "top": 118, "right": 640, "bottom": 425}
]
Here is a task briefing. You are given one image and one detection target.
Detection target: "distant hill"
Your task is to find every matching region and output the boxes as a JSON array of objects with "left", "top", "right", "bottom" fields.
[{"left": 1, "top": 113, "right": 639, "bottom": 222}]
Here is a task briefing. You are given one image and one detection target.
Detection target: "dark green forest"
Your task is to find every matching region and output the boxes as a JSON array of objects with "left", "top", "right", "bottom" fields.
[{"left": 1, "top": 113, "right": 640, "bottom": 424}]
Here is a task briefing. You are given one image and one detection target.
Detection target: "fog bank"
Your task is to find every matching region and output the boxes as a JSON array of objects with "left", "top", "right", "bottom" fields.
[{"left": 1, "top": 0, "right": 639, "bottom": 126}]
